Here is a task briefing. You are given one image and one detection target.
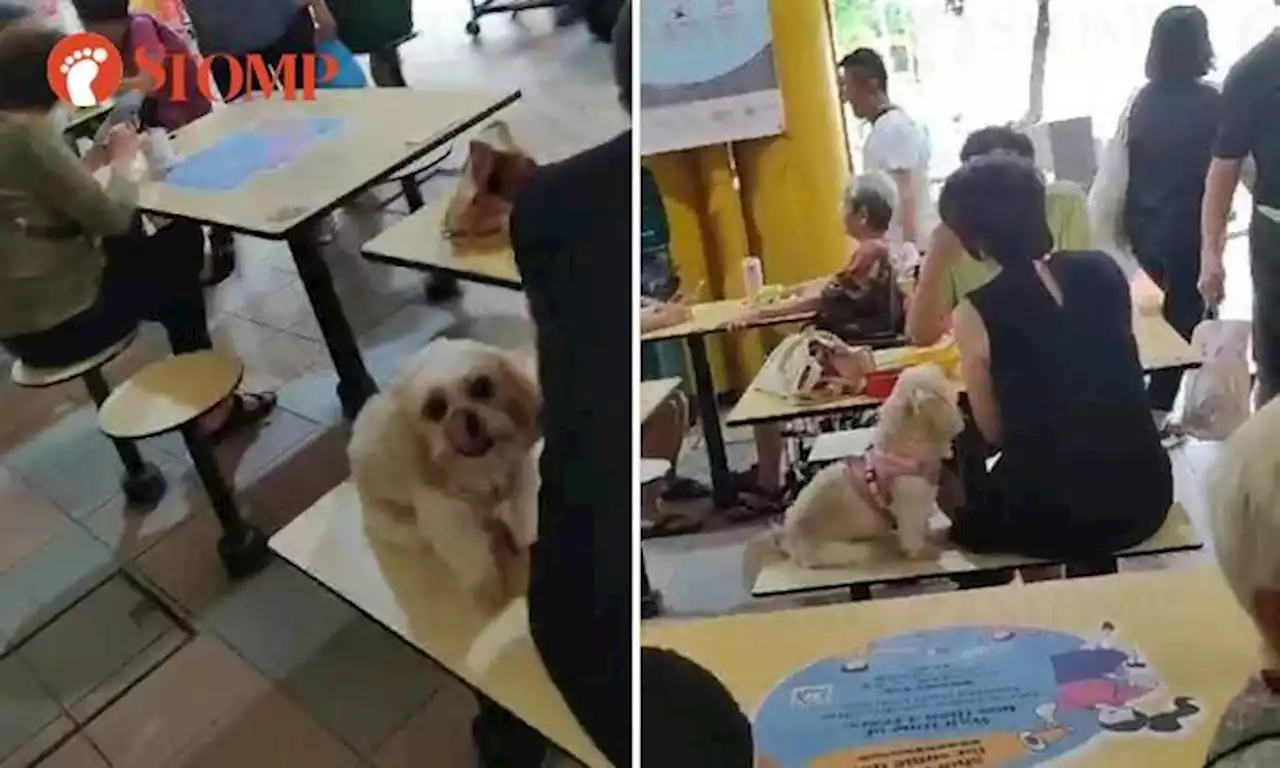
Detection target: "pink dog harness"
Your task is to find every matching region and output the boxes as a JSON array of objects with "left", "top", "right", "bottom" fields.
[{"left": 844, "top": 448, "right": 942, "bottom": 519}]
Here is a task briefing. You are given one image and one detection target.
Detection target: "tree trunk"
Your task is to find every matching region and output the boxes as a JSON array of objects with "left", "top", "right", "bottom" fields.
[{"left": 1024, "top": 0, "right": 1050, "bottom": 124}]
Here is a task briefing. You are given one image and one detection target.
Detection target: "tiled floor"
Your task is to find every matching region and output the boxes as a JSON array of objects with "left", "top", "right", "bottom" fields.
[{"left": 0, "top": 3, "right": 624, "bottom": 766}]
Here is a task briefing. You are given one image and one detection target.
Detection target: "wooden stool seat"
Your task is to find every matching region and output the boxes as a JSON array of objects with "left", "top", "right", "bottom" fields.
[
  {"left": 97, "top": 351, "right": 268, "bottom": 579},
  {"left": 98, "top": 352, "right": 242, "bottom": 440},
  {"left": 10, "top": 333, "right": 135, "bottom": 388}
]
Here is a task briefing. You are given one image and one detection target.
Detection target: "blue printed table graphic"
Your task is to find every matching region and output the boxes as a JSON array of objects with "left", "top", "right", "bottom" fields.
[
  {"left": 166, "top": 117, "right": 346, "bottom": 192},
  {"left": 753, "top": 625, "right": 1201, "bottom": 767}
]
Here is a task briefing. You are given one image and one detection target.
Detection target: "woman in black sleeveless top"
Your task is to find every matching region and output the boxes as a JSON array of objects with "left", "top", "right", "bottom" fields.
[{"left": 941, "top": 156, "right": 1171, "bottom": 559}]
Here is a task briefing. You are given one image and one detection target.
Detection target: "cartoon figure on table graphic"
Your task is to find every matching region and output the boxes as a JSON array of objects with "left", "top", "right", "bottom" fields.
[{"left": 1035, "top": 622, "right": 1201, "bottom": 734}]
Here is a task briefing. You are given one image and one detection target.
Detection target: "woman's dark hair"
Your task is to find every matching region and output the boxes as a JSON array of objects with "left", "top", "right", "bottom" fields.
[
  {"left": 960, "top": 125, "right": 1035, "bottom": 162},
  {"left": 0, "top": 24, "right": 63, "bottom": 112},
  {"left": 938, "top": 155, "right": 1053, "bottom": 267},
  {"left": 641, "top": 648, "right": 753, "bottom": 766},
  {"left": 1145, "top": 5, "right": 1214, "bottom": 83},
  {"left": 69, "top": 0, "right": 130, "bottom": 23},
  {"left": 839, "top": 47, "right": 890, "bottom": 94}
]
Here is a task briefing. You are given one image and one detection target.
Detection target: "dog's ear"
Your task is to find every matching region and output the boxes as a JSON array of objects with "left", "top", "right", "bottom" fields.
[{"left": 497, "top": 354, "right": 542, "bottom": 444}]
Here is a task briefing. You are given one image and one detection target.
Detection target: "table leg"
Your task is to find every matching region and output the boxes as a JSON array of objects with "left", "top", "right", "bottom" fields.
[
  {"left": 287, "top": 228, "right": 378, "bottom": 419},
  {"left": 685, "top": 334, "right": 734, "bottom": 507},
  {"left": 83, "top": 369, "right": 167, "bottom": 507},
  {"left": 472, "top": 695, "right": 548, "bottom": 767},
  {"left": 180, "top": 425, "right": 270, "bottom": 579},
  {"left": 641, "top": 551, "right": 662, "bottom": 618}
]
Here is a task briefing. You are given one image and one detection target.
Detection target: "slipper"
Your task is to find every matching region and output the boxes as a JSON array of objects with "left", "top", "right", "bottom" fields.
[
  {"left": 726, "top": 487, "right": 786, "bottom": 523},
  {"left": 661, "top": 475, "right": 710, "bottom": 502},
  {"left": 641, "top": 512, "right": 703, "bottom": 539},
  {"left": 205, "top": 391, "right": 278, "bottom": 445}
]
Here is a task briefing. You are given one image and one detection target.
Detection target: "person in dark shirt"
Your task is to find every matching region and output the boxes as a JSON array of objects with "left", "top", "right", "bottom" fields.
[
  {"left": 945, "top": 156, "right": 1172, "bottom": 562},
  {"left": 509, "top": 3, "right": 753, "bottom": 765},
  {"left": 1201, "top": 11, "right": 1280, "bottom": 406},
  {"left": 1124, "top": 5, "right": 1221, "bottom": 417}
]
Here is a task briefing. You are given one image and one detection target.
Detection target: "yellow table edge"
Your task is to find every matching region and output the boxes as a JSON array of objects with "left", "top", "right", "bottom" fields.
[{"left": 644, "top": 567, "right": 1261, "bottom": 767}]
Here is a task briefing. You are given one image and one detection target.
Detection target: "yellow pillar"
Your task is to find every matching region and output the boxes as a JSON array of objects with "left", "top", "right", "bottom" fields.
[
  {"left": 644, "top": 151, "right": 737, "bottom": 388},
  {"left": 734, "top": 0, "right": 851, "bottom": 290}
]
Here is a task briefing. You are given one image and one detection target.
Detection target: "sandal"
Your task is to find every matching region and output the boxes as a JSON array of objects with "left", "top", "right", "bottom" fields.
[
  {"left": 726, "top": 486, "right": 787, "bottom": 523},
  {"left": 641, "top": 511, "right": 703, "bottom": 539},
  {"left": 661, "top": 475, "right": 711, "bottom": 502},
  {"left": 205, "top": 391, "right": 278, "bottom": 444}
]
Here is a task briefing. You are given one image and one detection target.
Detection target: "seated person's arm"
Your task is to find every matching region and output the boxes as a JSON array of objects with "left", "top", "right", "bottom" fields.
[
  {"left": 906, "top": 224, "right": 962, "bottom": 346},
  {"left": 22, "top": 123, "right": 137, "bottom": 236},
  {"left": 953, "top": 299, "right": 1002, "bottom": 447},
  {"left": 640, "top": 300, "right": 691, "bottom": 333}
]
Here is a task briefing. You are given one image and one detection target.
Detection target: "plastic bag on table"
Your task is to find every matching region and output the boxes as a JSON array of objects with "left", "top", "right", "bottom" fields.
[
  {"left": 442, "top": 121, "right": 538, "bottom": 243},
  {"left": 1180, "top": 318, "right": 1252, "bottom": 441},
  {"left": 756, "top": 327, "right": 876, "bottom": 403}
]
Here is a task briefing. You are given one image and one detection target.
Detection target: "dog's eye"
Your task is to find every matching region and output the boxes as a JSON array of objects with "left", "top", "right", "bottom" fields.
[
  {"left": 467, "top": 375, "right": 494, "bottom": 401},
  {"left": 422, "top": 394, "right": 448, "bottom": 422}
]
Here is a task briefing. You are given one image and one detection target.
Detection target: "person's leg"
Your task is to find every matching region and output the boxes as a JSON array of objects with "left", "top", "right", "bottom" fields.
[
  {"left": 752, "top": 424, "right": 785, "bottom": 493},
  {"left": 369, "top": 49, "right": 406, "bottom": 87},
  {"left": 101, "top": 221, "right": 275, "bottom": 438},
  {"left": 1251, "top": 215, "right": 1280, "bottom": 408},
  {"left": 1146, "top": 247, "right": 1204, "bottom": 414}
]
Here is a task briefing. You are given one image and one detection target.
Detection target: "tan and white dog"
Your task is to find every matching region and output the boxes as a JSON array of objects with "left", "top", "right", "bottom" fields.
[
  {"left": 349, "top": 338, "right": 542, "bottom": 610},
  {"left": 745, "top": 364, "right": 964, "bottom": 580}
]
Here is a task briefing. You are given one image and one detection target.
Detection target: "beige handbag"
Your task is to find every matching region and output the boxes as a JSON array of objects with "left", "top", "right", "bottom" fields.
[
  {"left": 442, "top": 121, "right": 537, "bottom": 242},
  {"left": 756, "top": 328, "right": 876, "bottom": 403}
]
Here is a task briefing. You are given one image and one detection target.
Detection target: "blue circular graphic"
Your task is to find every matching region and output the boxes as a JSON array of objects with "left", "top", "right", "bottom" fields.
[
  {"left": 754, "top": 625, "right": 1174, "bottom": 768},
  {"left": 640, "top": 0, "right": 773, "bottom": 87}
]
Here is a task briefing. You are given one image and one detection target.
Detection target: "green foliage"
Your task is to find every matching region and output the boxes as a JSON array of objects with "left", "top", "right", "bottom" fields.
[{"left": 831, "top": 0, "right": 914, "bottom": 55}]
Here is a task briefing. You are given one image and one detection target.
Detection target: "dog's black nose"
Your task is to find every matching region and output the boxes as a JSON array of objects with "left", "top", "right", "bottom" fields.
[{"left": 463, "top": 410, "right": 482, "bottom": 438}]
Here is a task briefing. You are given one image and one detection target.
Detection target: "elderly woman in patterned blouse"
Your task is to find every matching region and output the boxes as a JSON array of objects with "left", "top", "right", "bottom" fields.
[{"left": 1205, "top": 397, "right": 1280, "bottom": 765}]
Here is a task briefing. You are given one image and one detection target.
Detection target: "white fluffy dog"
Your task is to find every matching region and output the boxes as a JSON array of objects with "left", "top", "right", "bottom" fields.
[
  {"left": 349, "top": 338, "right": 542, "bottom": 609},
  {"left": 746, "top": 364, "right": 964, "bottom": 578}
]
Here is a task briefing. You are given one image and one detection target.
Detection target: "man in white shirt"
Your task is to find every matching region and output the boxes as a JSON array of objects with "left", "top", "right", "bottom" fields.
[{"left": 839, "top": 48, "right": 937, "bottom": 257}]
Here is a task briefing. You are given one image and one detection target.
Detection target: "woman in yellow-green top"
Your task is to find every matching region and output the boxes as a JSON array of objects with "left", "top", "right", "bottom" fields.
[
  {"left": 908, "top": 126, "right": 1093, "bottom": 347},
  {"left": 0, "top": 24, "right": 274, "bottom": 441}
]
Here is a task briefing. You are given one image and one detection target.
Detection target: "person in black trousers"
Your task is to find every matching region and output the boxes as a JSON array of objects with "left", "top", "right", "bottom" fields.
[
  {"left": 495, "top": 3, "right": 754, "bottom": 765},
  {"left": 1122, "top": 6, "right": 1221, "bottom": 422}
]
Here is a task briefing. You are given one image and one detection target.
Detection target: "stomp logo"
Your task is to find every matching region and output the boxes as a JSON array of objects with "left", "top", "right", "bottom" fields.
[{"left": 46, "top": 32, "right": 337, "bottom": 108}]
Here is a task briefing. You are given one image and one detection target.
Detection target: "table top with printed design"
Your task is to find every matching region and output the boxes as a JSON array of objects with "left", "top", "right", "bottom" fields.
[
  {"left": 362, "top": 195, "right": 522, "bottom": 289},
  {"left": 136, "top": 88, "right": 520, "bottom": 237},
  {"left": 269, "top": 482, "right": 610, "bottom": 768},
  {"left": 727, "top": 312, "right": 1201, "bottom": 426},
  {"left": 639, "top": 377, "right": 682, "bottom": 424},
  {"left": 643, "top": 567, "right": 1260, "bottom": 768}
]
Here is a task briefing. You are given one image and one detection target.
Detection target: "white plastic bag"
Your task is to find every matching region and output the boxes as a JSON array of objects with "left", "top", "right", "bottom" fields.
[
  {"left": 756, "top": 328, "right": 874, "bottom": 402},
  {"left": 1088, "top": 88, "right": 1142, "bottom": 280},
  {"left": 1181, "top": 319, "right": 1252, "bottom": 440}
]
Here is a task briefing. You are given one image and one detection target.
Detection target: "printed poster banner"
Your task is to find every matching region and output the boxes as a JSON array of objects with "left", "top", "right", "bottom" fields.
[
  {"left": 639, "top": 0, "right": 785, "bottom": 156},
  {"left": 754, "top": 624, "right": 1202, "bottom": 767}
]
